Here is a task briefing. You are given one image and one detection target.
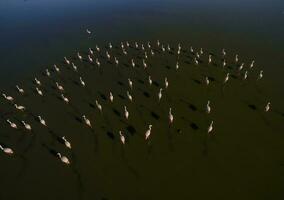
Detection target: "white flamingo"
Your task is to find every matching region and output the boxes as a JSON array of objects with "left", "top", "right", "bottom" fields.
[
  {"left": 158, "top": 88, "right": 163, "bottom": 102},
  {"left": 206, "top": 101, "right": 211, "bottom": 114},
  {"left": 77, "top": 52, "right": 82, "bottom": 61},
  {"left": 57, "top": 152, "right": 70, "bottom": 165},
  {"left": 106, "top": 51, "right": 111, "bottom": 60},
  {"left": 243, "top": 71, "right": 248, "bottom": 80},
  {"left": 169, "top": 108, "right": 174, "bottom": 124},
  {"left": 82, "top": 115, "right": 92, "bottom": 128},
  {"left": 95, "top": 45, "right": 100, "bottom": 52},
  {"left": 72, "top": 63, "right": 77, "bottom": 71},
  {"left": 250, "top": 60, "right": 255, "bottom": 69},
  {"left": 89, "top": 48, "right": 94, "bottom": 55},
  {"left": 238, "top": 63, "right": 244, "bottom": 71},
  {"left": 38, "top": 116, "right": 47, "bottom": 126},
  {"left": 22, "top": 121, "right": 32, "bottom": 131},
  {"left": 222, "top": 48, "right": 226, "bottom": 56},
  {"left": 61, "top": 94, "right": 69, "bottom": 104},
  {"left": 176, "top": 61, "right": 179, "bottom": 70},
  {"left": 54, "top": 64, "right": 60, "bottom": 72},
  {"left": 62, "top": 136, "right": 71, "bottom": 149},
  {"left": 2, "top": 93, "right": 14, "bottom": 101},
  {"left": 34, "top": 77, "right": 41, "bottom": 86},
  {"left": 208, "top": 121, "right": 214, "bottom": 133},
  {"left": 95, "top": 100, "right": 102, "bottom": 113},
  {"left": 148, "top": 76, "right": 152, "bottom": 86},
  {"left": 208, "top": 55, "right": 212, "bottom": 64},
  {"left": 143, "top": 59, "right": 147, "bottom": 69},
  {"left": 0, "top": 145, "right": 13, "bottom": 155},
  {"left": 56, "top": 82, "right": 64, "bottom": 91},
  {"left": 7, "top": 119, "right": 17, "bottom": 129},
  {"left": 145, "top": 125, "right": 152, "bottom": 140},
  {"left": 235, "top": 54, "right": 239, "bottom": 63},
  {"left": 96, "top": 58, "right": 101, "bottom": 67},
  {"left": 79, "top": 77, "right": 85, "bottom": 87},
  {"left": 165, "top": 77, "right": 169, "bottom": 89},
  {"left": 14, "top": 104, "right": 25, "bottom": 111},
  {"left": 16, "top": 85, "right": 24, "bottom": 94},
  {"left": 131, "top": 59, "right": 135, "bottom": 68},
  {"left": 224, "top": 73, "right": 230, "bottom": 84},
  {"left": 128, "top": 78, "right": 133, "bottom": 90},
  {"left": 36, "top": 87, "right": 43, "bottom": 96},
  {"left": 64, "top": 57, "right": 70, "bottom": 65},
  {"left": 114, "top": 57, "right": 119, "bottom": 66},
  {"left": 46, "top": 69, "right": 51, "bottom": 77},
  {"left": 124, "top": 106, "right": 129, "bottom": 120},
  {"left": 119, "top": 131, "right": 125, "bottom": 145},
  {"left": 265, "top": 102, "right": 270, "bottom": 112},
  {"left": 258, "top": 70, "right": 263, "bottom": 80},
  {"left": 109, "top": 92, "right": 114, "bottom": 103},
  {"left": 127, "top": 91, "right": 133, "bottom": 102},
  {"left": 205, "top": 76, "right": 210, "bottom": 86},
  {"left": 88, "top": 55, "right": 93, "bottom": 63},
  {"left": 86, "top": 29, "right": 91, "bottom": 34}
]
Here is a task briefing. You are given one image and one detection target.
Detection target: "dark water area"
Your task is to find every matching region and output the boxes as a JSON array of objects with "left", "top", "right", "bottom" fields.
[{"left": 0, "top": 0, "right": 284, "bottom": 199}]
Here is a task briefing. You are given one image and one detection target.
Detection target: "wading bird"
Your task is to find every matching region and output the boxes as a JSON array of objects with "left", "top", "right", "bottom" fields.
[
  {"left": 208, "top": 121, "right": 214, "bottom": 133},
  {"left": 62, "top": 136, "right": 71, "bottom": 149},
  {"left": 206, "top": 101, "right": 211, "bottom": 114},
  {"left": 169, "top": 108, "right": 173, "bottom": 124},
  {"left": 16, "top": 85, "right": 24, "bottom": 94},
  {"left": 7, "top": 119, "right": 17, "bottom": 129},
  {"left": 82, "top": 115, "right": 92, "bottom": 128},
  {"left": 2, "top": 93, "right": 14, "bottom": 102},
  {"left": 124, "top": 106, "right": 129, "bottom": 120},
  {"left": 0, "top": 145, "right": 13, "bottom": 155},
  {"left": 119, "top": 131, "right": 125, "bottom": 145},
  {"left": 38, "top": 116, "right": 47, "bottom": 127},
  {"left": 22, "top": 121, "right": 32, "bottom": 131},
  {"left": 57, "top": 152, "right": 70, "bottom": 165},
  {"left": 265, "top": 102, "right": 270, "bottom": 112},
  {"left": 145, "top": 125, "right": 152, "bottom": 140},
  {"left": 14, "top": 104, "right": 25, "bottom": 111}
]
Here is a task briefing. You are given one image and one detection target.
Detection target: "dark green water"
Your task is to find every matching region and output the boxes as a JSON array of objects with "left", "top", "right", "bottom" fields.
[{"left": 0, "top": 0, "right": 284, "bottom": 199}]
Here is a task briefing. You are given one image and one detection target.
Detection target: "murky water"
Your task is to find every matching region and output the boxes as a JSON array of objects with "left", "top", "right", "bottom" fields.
[{"left": 0, "top": 0, "right": 284, "bottom": 199}]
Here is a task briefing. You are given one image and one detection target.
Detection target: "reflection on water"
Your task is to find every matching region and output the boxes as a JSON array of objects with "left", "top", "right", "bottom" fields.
[{"left": 0, "top": 0, "right": 284, "bottom": 200}]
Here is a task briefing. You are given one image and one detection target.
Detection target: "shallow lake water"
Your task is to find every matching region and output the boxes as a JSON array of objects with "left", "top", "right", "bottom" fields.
[{"left": 0, "top": 0, "right": 284, "bottom": 199}]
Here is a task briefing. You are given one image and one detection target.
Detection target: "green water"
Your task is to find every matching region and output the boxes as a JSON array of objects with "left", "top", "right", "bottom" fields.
[{"left": 0, "top": 0, "right": 284, "bottom": 199}]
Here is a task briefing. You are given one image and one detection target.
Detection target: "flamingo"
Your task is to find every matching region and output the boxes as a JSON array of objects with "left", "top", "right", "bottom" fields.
[
  {"left": 190, "top": 46, "right": 194, "bottom": 53},
  {"left": 36, "top": 87, "right": 43, "bottom": 96},
  {"left": 6, "top": 119, "right": 17, "bottom": 129},
  {"left": 22, "top": 121, "right": 32, "bottom": 131},
  {"left": 161, "top": 45, "right": 165, "bottom": 52},
  {"left": 143, "top": 59, "right": 147, "bottom": 69},
  {"left": 114, "top": 57, "right": 119, "bottom": 66},
  {"left": 54, "top": 64, "right": 60, "bottom": 73},
  {"left": 158, "top": 88, "right": 163, "bottom": 102},
  {"left": 165, "top": 77, "right": 169, "bottom": 89},
  {"left": 64, "top": 57, "right": 70, "bottom": 65},
  {"left": 0, "top": 145, "right": 13, "bottom": 155},
  {"left": 243, "top": 71, "right": 248, "bottom": 80},
  {"left": 119, "top": 131, "right": 125, "bottom": 145},
  {"left": 72, "top": 63, "right": 77, "bottom": 71},
  {"left": 157, "top": 40, "right": 160, "bottom": 47},
  {"left": 14, "top": 104, "right": 25, "bottom": 111},
  {"left": 205, "top": 76, "right": 210, "bottom": 86},
  {"left": 131, "top": 59, "right": 135, "bottom": 68},
  {"left": 95, "top": 45, "right": 100, "bottom": 52},
  {"left": 238, "top": 63, "right": 244, "bottom": 71},
  {"left": 124, "top": 106, "right": 129, "bottom": 120},
  {"left": 206, "top": 101, "right": 211, "bottom": 114},
  {"left": 62, "top": 136, "right": 71, "bottom": 149},
  {"left": 144, "top": 52, "right": 148, "bottom": 59},
  {"left": 208, "top": 121, "right": 214, "bottom": 133},
  {"left": 265, "top": 102, "right": 270, "bottom": 112},
  {"left": 169, "top": 108, "right": 173, "bottom": 124},
  {"left": 126, "top": 41, "right": 130, "bottom": 47},
  {"left": 46, "top": 69, "right": 51, "bottom": 77},
  {"left": 223, "top": 59, "right": 226, "bottom": 68},
  {"left": 88, "top": 55, "right": 93, "bottom": 63},
  {"left": 151, "top": 49, "right": 155, "bottom": 56},
  {"left": 128, "top": 78, "right": 133, "bottom": 90},
  {"left": 224, "top": 73, "right": 230, "bottom": 84},
  {"left": 145, "top": 125, "right": 152, "bottom": 140},
  {"left": 56, "top": 82, "right": 64, "bottom": 91},
  {"left": 34, "top": 77, "right": 41, "bottom": 86},
  {"left": 79, "top": 77, "right": 85, "bottom": 87},
  {"left": 176, "top": 61, "right": 179, "bottom": 70},
  {"left": 106, "top": 51, "right": 111, "bottom": 60},
  {"left": 235, "top": 54, "right": 239, "bottom": 63},
  {"left": 61, "top": 94, "right": 69, "bottom": 104},
  {"left": 135, "top": 42, "right": 139, "bottom": 49},
  {"left": 2, "top": 93, "right": 14, "bottom": 101},
  {"left": 194, "top": 57, "right": 199, "bottom": 65},
  {"left": 16, "top": 85, "right": 24, "bottom": 94},
  {"left": 82, "top": 115, "right": 92, "bottom": 128},
  {"left": 200, "top": 48, "right": 203, "bottom": 55},
  {"left": 208, "top": 55, "right": 212, "bottom": 64},
  {"left": 77, "top": 52, "right": 82, "bottom": 61},
  {"left": 86, "top": 29, "right": 91, "bottom": 34},
  {"left": 127, "top": 91, "right": 133, "bottom": 102},
  {"left": 250, "top": 60, "right": 255, "bottom": 69},
  {"left": 148, "top": 76, "right": 152, "bottom": 86},
  {"left": 95, "top": 100, "right": 102, "bottom": 113},
  {"left": 109, "top": 92, "right": 114, "bottom": 103},
  {"left": 96, "top": 58, "right": 101, "bottom": 67},
  {"left": 89, "top": 48, "right": 94, "bottom": 55},
  {"left": 222, "top": 48, "right": 226, "bottom": 56},
  {"left": 167, "top": 44, "right": 171, "bottom": 51},
  {"left": 57, "top": 153, "right": 70, "bottom": 165},
  {"left": 38, "top": 116, "right": 47, "bottom": 127},
  {"left": 258, "top": 70, "right": 263, "bottom": 80}
]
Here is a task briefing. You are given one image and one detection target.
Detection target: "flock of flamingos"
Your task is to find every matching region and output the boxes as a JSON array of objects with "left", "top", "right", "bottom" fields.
[{"left": 0, "top": 29, "right": 270, "bottom": 165}]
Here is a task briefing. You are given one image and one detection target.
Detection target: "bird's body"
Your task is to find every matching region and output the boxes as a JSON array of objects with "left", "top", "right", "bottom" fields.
[
  {"left": 205, "top": 76, "right": 210, "bottom": 86},
  {"left": 0, "top": 145, "right": 13, "bottom": 155},
  {"left": 7, "top": 119, "right": 17, "bottom": 129},
  {"left": 258, "top": 70, "right": 263, "bottom": 80},
  {"left": 265, "top": 102, "right": 270, "bottom": 112},
  {"left": 127, "top": 91, "right": 133, "bottom": 102},
  {"left": 224, "top": 73, "right": 230, "bottom": 84},
  {"left": 119, "top": 131, "right": 125, "bottom": 145},
  {"left": 14, "top": 104, "right": 25, "bottom": 111},
  {"left": 128, "top": 78, "right": 133, "bottom": 90},
  {"left": 124, "top": 106, "right": 129, "bottom": 120},
  {"left": 158, "top": 88, "right": 163, "bottom": 102},
  {"left": 22, "top": 121, "right": 32, "bottom": 131},
  {"left": 169, "top": 108, "right": 174, "bottom": 124},
  {"left": 77, "top": 52, "right": 82, "bottom": 61},
  {"left": 64, "top": 57, "right": 70, "bottom": 65},
  {"left": 2, "top": 93, "right": 14, "bottom": 101},
  {"left": 54, "top": 64, "right": 60, "bottom": 73},
  {"left": 61, "top": 94, "right": 69, "bottom": 104},
  {"left": 109, "top": 92, "right": 114, "bottom": 103},
  {"left": 96, "top": 100, "right": 102, "bottom": 113},
  {"left": 165, "top": 77, "right": 169, "bottom": 89},
  {"left": 62, "top": 136, "right": 71, "bottom": 149},
  {"left": 56, "top": 82, "right": 64, "bottom": 91},
  {"left": 38, "top": 116, "right": 47, "bottom": 127},
  {"left": 206, "top": 101, "right": 211, "bottom": 114},
  {"left": 79, "top": 77, "right": 85, "bottom": 87},
  {"left": 57, "top": 153, "right": 70, "bottom": 165},
  {"left": 16, "top": 85, "right": 24, "bottom": 94},
  {"left": 82, "top": 115, "right": 92, "bottom": 128},
  {"left": 46, "top": 69, "right": 51, "bottom": 77},
  {"left": 208, "top": 121, "right": 214, "bottom": 133},
  {"left": 34, "top": 78, "right": 41, "bottom": 86},
  {"left": 145, "top": 125, "right": 152, "bottom": 140},
  {"left": 36, "top": 87, "right": 43, "bottom": 96},
  {"left": 72, "top": 63, "right": 77, "bottom": 71},
  {"left": 148, "top": 76, "right": 152, "bottom": 86}
]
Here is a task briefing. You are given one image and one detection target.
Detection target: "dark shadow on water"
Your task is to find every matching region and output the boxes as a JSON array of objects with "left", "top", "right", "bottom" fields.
[
  {"left": 143, "top": 91, "right": 150, "bottom": 98},
  {"left": 153, "top": 81, "right": 160, "bottom": 87},
  {"left": 190, "top": 122, "right": 199, "bottom": 130},
  {"left": 189, "top": 104, "right": 197, "bottom": 111},
  {"left": 118, "top": 94, "right": 125, "bottom": 100},
  {"left": 248, "top": 104, "right": 257, "bottom": 110},
  {"left": 126, "top": 125, "right": 136, "bottom": 135},
  {"left": 193, "top": 79, "right": 201, "bottom": 85},
  {"left": 112, "top": 108, "right": 121, "bottom": 117},
  {"left": 107, "top": 131, "right": 115, "bottom": 140},
  {"left": 151, "top": 111, "right": 160, "bottom": 120}
]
